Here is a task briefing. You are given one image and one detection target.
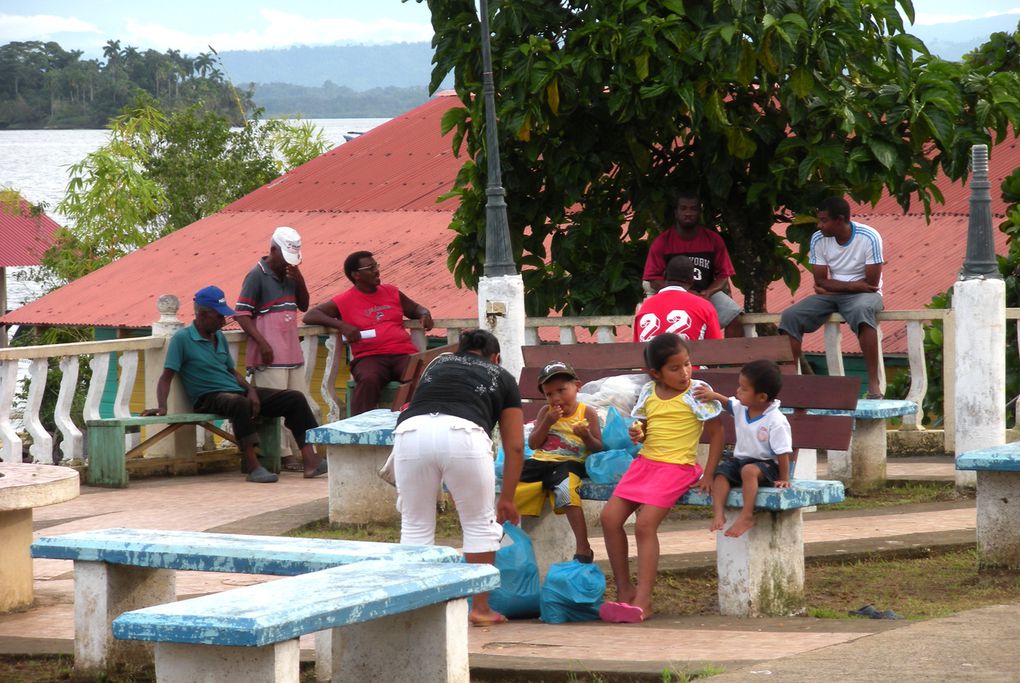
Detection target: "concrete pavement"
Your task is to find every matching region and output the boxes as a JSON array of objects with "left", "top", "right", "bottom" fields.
[{"left": 1, "top": 455, "right": 1008, "bottom": 682}]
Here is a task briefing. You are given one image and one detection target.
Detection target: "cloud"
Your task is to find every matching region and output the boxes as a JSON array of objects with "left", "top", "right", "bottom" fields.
[
  {"left": 123, "top": 9, "right": 433, "bottom": 54},
  {"left": 912, "top": 7, "right": 1020, "bottom": 25},
  {"left": 0, "top": 14, "right": 102, "bottom": 41}
]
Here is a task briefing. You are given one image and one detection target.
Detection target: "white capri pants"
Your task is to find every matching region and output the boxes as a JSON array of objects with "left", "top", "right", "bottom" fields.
[{"left": 392, "top": 413, "right": 503, "bottom": 553}]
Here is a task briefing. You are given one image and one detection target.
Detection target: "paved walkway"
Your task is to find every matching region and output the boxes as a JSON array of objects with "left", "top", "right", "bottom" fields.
[{"left": 2, "top": 456, "right": 1010, "bottom": 681}]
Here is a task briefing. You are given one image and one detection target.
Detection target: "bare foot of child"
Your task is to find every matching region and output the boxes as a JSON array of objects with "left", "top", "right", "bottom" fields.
[
  {"left": 710, "top": 515, "right": 726, "bottom": 533},
  {"left": 615, "top": 586, "right": 637, "bottom": 605},
  {"left": 469, "top": 607, "right": 509, "bottom": 627},
  {"left": 725, "top": 516, "right": 754, "bottom": 537}
]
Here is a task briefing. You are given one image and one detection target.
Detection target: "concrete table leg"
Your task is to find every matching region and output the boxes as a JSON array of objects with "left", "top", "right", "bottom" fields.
[
  {"left": 74, "top": 561, "right": 176, "bottom": 676},
  {"left": 0, "top": 508, "right": 32, "bottom": 612},
  {"left": 716, "top": 509, "right": 805, "bottom": 617},
  {"left": 326, "top": 444, "right": 398, "bottom": 524},
  {"left": 848, "top": 418, "right": 887, "bottom": 492},
  {"left": 326, "top": 599, "right": 469, "bottom": 682},
  {"left": 155, "top": 639, "right": 300, "bottom": 683},
  {"left": 975, "top": 471, "right": 1020, "bottom": 569}
]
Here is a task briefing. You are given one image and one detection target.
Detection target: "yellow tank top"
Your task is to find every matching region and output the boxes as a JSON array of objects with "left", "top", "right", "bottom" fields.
[
  {"left": 532, "top": 403, "right": 590, "bottom": 463},
  {"left": 640, "top": 388, "right": 704, "bottom": 465}
]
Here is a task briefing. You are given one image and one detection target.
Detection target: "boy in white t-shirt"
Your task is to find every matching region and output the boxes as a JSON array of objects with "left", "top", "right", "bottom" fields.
[
  {"left": 694, "top": 360, "right": 792, "bottom": 538},
  {"left": 778, "top": 196, "right": 885, "bottom": 398}
]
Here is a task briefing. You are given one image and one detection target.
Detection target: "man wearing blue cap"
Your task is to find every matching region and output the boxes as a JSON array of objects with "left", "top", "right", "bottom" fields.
[{"left": 143, "top": 285, "right": 327, "bottom": 483}]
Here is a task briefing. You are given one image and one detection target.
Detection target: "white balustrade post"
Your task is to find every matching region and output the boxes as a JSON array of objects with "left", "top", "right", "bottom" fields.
[
  {"left": 300, "top": 333, "right": 323, "bottom": 424},
  {"left": 0, "top": 360, "right": 22, "bottom": 463},
  {"left": 144, "top": 295, "right": 193, "bottom": 458},
  {"left": 321, "top": 335, "right": 343, "bottom": 422},
  {"left": 901, "top": 320, "right": 928, "bottom": 431},
  {"left": 24, "top": 358, "right": 54, "bottom": 463},
  {"left": 823, "top": 320, "right": 845, "bottom": 376},
  {"left": 55, "top": 356, "right": 84, "bottom": 462}
]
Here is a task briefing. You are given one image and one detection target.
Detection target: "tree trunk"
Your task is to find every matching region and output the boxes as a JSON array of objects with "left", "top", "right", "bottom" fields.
[{"left": 720, "top": 207, "right": 774, "bottom": 314}]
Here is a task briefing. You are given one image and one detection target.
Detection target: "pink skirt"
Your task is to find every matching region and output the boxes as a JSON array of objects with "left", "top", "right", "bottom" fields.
[{"left": 612, "top": 456, "right": 703, "bottom": 508}]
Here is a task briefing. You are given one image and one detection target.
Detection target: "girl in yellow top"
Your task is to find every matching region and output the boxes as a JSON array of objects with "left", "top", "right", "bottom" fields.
[{"left": 599, "top": 333, "right": 723, "bottom": 623}]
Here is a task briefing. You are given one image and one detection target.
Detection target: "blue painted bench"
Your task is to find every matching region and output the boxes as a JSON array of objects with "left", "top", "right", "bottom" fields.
[
  {"left": 305, "top": 408, "right": 402, "bottom": 525},
  {"left": 31, "top": 527, "right": 459, "bottom": 676},
  {"left": 956, "top": 443, "right": 1020, "bottom": 569},
  {"left": 111, "top": 559, "right": 498, "bottom": 683},
  {"left": 809, "top": 398, "right": 918, "bottom": 492}
]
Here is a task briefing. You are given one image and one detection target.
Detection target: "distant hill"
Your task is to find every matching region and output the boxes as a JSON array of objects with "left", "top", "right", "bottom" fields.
[
  {"left": 218, "top": 42, "right": 445, "bottom": 90},
  {"left": 912, "top": 15, "right": 1020, "bottom": 61},
  {"left": 251, "top": 82, "right": 430, "bottom": 118}
]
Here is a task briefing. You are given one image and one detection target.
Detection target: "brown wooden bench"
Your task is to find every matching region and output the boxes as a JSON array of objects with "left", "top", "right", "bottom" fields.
[
  {"left": 390, "top": 343, "right": 458, "bottom": 410},
  {"left": 519, "top": 336, "right": 795, "bottom": 421}
]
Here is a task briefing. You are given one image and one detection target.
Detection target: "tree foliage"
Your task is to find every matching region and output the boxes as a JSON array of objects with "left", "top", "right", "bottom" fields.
[
  {"left": 0, "top": 40, "right": 250, "bottom": 128},
  {"left": 423, "top": 0, "right": 1020, "bottom": 316},
  {"left": 45, "top": 95, "right": 330, "bottom": 283}
]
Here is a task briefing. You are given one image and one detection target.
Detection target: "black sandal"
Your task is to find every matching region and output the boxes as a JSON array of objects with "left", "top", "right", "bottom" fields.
[{"left": 573, "top": 552, "right": 595, "bottom": 564}]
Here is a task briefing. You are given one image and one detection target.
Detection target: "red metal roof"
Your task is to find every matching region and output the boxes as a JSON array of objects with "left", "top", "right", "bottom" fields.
[{"left": 0, "top": 199, "right": 61, "bottom": 267}]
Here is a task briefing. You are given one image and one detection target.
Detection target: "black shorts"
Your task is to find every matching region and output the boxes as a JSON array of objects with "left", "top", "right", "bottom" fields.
[{"left": 714, "top": 457, "right": 780, "bottom": 487}]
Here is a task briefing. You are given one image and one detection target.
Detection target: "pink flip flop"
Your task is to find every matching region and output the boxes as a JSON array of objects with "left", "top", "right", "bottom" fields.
[{"left": 599, "top": 601, "right": 645, "bottom": 623}]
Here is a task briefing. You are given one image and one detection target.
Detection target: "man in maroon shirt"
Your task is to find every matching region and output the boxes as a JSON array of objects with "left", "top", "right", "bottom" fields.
[{"left": 643, "top": 193, "right": 743, "bottom": 337}]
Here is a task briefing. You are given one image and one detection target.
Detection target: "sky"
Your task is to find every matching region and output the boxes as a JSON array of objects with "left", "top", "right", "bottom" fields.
[{"left": 1, "top": 0, "right": 1019, "bottom": 57}]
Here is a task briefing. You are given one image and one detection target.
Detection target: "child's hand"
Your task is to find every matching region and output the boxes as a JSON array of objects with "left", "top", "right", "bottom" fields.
[
  {"left": 695, "top": 474, "right": 713, "bottom": 494},
  {"left": 774, "top": 479, "right": 792, "bottom": 489},
  {"left": 571, "top": 419, "right": 589, "bottom": 437},
  {"left": 628, "top": 421, "right": 645, "bottom": 444},
  {"left": 543, "top": 405, "right": 564, "bottom": 426},
  {"left": 692, "top": 384, "right": 718, "bottom": 403}
]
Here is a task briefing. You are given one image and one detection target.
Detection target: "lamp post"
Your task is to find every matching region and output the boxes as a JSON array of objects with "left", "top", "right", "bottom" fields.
[
  {"left": 475, "top": 0, "right": 526, "bottom": 379},
  {"left": 953, "top": 144, "right": 1005, "bottom": 487}
]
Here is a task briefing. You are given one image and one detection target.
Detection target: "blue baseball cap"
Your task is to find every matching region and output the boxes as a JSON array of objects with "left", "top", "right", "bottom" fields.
[{"left": 194, "top": 285, "right": 235, "bottom": 316}]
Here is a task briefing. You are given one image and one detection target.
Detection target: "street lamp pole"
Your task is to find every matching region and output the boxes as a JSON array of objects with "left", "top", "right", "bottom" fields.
[
  {"left": 478, "top": 0, "right": 515, "bottom": 277},
  {"left": 474, "top": 0, "right": 526, "bottom": 379}
]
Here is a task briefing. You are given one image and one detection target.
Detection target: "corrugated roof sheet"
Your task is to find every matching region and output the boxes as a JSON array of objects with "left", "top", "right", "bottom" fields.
[{"left": 0, "top": 199, "right": 61, "bottom": 267}]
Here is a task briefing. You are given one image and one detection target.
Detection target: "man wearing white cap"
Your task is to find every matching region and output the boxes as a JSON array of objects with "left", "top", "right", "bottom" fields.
[{"left": 235, "top": 226, "right": 320, "bottom": 474}]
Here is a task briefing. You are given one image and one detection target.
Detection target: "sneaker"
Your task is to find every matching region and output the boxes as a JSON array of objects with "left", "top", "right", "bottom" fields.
[{"left": 246, "top": 465, "right": 278, "bottom": 483}]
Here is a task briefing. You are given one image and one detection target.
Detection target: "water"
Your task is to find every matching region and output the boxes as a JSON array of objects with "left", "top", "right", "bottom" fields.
[{"left": 0, "top": 117, "right": 389, "bottom": 310}]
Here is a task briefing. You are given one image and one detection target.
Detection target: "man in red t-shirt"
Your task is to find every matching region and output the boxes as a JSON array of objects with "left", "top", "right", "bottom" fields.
[
  {"left": 634, "top": 256, "right": 722, "bottom": 342},
  {"left": 643, "top": 193, "right": 743, "bottom": 337},
  {"left": 304, "top": 251, "right": 434, "bottom": 415}
]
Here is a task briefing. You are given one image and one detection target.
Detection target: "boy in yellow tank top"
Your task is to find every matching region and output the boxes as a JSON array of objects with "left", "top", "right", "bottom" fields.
[{"left": 514, "top": 361, "right": 603, "bottom": 562}]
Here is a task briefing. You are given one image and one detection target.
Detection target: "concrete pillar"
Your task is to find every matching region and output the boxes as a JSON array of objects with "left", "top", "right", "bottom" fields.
[
  {"left": 715, "top": 509, "right": 805, "bottom": 617},
  {"left": 0, "top": 508, "right": 32, "bottom": 611},
  {"left": 327, "top": 599, "right": 470, "bottom": 682},
  {"left": 155, "top": 640, "right": 300, "bottom": 683},
  {"left": 974, "top": 471, "right": 1020, "bottom": 569},
  {"left": 848, "top": 420, "right": 887, "bottom": 493},
  {"left": 74, "top": 562, "right": 176, "bottom": 676},
  {"left": 326, "top": 443, "right": 398, "bottom": 524},
  {"left": 477, "top": 274, "right": 526, "bottom": 382},
  {"left": 953, "top": 279, "right": 1005, "bottom": 488},
  {"left": 145, "top": 295, "right": 195, "bottom": 457}
]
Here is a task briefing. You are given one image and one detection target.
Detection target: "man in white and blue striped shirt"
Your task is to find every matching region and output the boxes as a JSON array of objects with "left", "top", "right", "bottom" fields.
[{"left": 779, "top": 197, "right": 885, "bottom": 398}]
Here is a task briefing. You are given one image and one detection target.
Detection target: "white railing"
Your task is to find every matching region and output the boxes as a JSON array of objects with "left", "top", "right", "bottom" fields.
[{"left": 0, "top": 304, "right": 1010, "bottom": 465}]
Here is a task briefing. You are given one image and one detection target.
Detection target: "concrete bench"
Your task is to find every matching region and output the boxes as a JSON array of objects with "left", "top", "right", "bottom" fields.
[
  {"left": 86, "top": 413, "right": 282, "bottom": 488},
  {"left": 306, "top": 409, "right": 401, "bottom": 525},
  {"left": 582, "top": 480, "right": 844, "bottom": 617},
  {"left": 956, "top": 442, "right": 1020, "bottom": 569},
  {"left": 111, "top": 559, "right": 498, "bottom": 683},
  {"left": 31, "top": 527, "right": 459, "bottom": 676},
  {"left": 811, "top": 398, "right": 918, "bottom": 492}
]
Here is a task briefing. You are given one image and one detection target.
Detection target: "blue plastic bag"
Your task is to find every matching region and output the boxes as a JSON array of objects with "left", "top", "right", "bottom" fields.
[
  {"left": 585, "top": 448, "right": 634, "bottom": 484},
  {"left": 495, "top": 425, "right": 534, "bottom": 481},
  {"left": 487, "top": 522, "right": 541, "bottom": 619},
  {"left": 601, "top": 406, "right": 641, "bottom": 456},
  {"left": 539, "top": 560, "right": 606, "bottom": 623}
]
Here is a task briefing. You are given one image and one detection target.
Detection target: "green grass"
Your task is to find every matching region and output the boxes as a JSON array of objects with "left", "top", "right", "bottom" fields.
[{"left": 823, "top": 481, "right": 971, "bottom": 511}]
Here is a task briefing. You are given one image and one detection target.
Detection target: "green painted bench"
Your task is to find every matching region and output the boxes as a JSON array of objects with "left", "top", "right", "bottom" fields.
[{"left": 86, "top": 413, "right": 281, "bottom": 488}]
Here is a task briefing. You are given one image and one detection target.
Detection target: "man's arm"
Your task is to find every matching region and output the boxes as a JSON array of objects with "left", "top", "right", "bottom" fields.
[
  {"left": 812, "top": 263, "right": 880, "bottom": 294},
  {"left": 398, "top": 292, "right": 434, "bottom": 331},
  {"left": 288, "top": 265, "right": 310, "bottom": 311},
  {"left": 699, "top": 275, "right": 729, "bottom": 299},
  {"left": 303, "top": 299, "right": 362, "bottom": 343},
  {"left": 235, "top": 315, "right": 273, "bottom": 366},
  {"left": 232, "top": 368, "right": 262, "bottom": 418},
  {"left": 141, "top": 368, "right": 177, "bottom": 416}
]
